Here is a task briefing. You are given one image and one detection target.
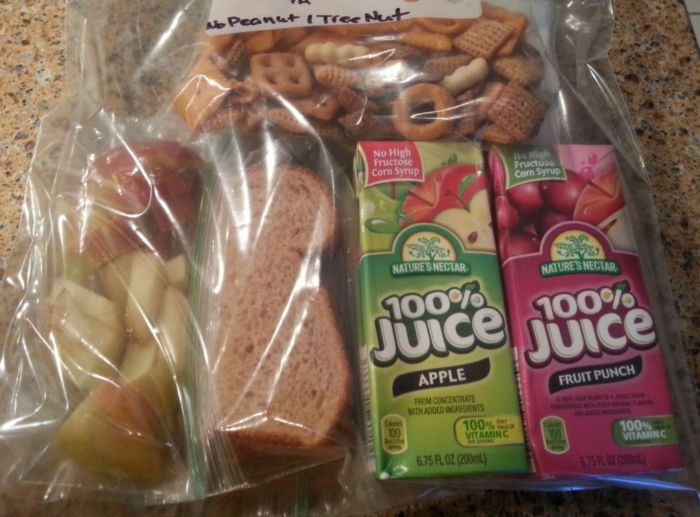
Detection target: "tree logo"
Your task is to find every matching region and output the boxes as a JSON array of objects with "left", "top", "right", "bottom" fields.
[
  {"left": 407, "top": 236, "right": 450, "bottom": 261},
  {"left": 540, "top": 230, "right": 620, "bottom": 277},
  {"left": 401, "top": 231, "right": 456, "bottom": 262},
  {"left": 551, "top": 231, "right": 604, "bottom": 261},
  {"left": 553, "top": 234, "right": 599, "bottom": 260}
]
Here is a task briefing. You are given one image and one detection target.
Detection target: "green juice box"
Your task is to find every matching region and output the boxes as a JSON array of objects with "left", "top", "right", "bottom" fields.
[{"left": 355, "top": 141, "right": 529, "bottom": 479}]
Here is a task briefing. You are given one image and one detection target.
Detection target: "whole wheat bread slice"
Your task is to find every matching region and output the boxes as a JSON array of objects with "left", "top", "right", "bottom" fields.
[{"left": 213, "top": 163, "right": 350, "bottom": 449}]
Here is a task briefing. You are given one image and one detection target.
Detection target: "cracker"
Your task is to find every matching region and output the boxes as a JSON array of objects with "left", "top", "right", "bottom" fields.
[
  {"left": 453, "top": 20, "right": 514, "bottom": 59},
  {"left": 452, "top": 92, "right": 479, "bottom": 137},
  {"left": 398, "top": 31, "right": 453, "bottom": 52},
  {"left": 371, "top": 43, "right": 425, "bottom": 61},
  {"left": 424, "top": 54, "right": 473, "bottom": 78},
  {"left": 275, "top": 27, "right": 309, "bottom": 48},
  {"left": 173, "top": 55, "right": 236, "bottom": 131},
  {"left": 482, "top": 123, "right": 516, "bottom": 144},
  {"left": 250, "top": 53, "right": 313, "bottom": 98},
  {"left": 416, "top": 18, "right": 472, "bottom": 36},
  {"left": 497, "top": 14, "right": 529, "bottom": 57},
  {"left": 493, "top": 56, "right": 543, "bottom": 86},
  {"left": 487, "top": 82, "right": 547, "bottom": 141},
  {"left": 244, "top": 30, "right": 277, "bottom": 53}
]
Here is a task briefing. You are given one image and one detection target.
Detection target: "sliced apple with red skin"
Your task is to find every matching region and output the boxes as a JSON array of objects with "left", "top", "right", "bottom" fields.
[
  {"left": 54, "top": 381, "right": 168, "bottom": 485},
  {"left": 157, "top": 287, "right": 190, "bottom": 377},
  {"left": 90, "top": 141, "right": 203, "bottom": 231},
  {"left": 400, "top": 164, "right": 486, "bottom": 226},
  {"left": 57, "top": 201, "right": 144, "bottom": 274},
  {"left": 119, "top": 340, "right": 180, "bottom": 436},
  {"left": 124, "top": 251, "right": 169, "bottom": 342},
  {"left": 48, "top": 279, "right": 126, "bottom": 390},
  {"left": 98, "top": 252, "right": 134, "bottom": 310},
  {"left": 573, "top": 170, "right": 625, "bottom": 226},
  {"left": 433, "top": 190, "right": 496, "bottom": 252}
]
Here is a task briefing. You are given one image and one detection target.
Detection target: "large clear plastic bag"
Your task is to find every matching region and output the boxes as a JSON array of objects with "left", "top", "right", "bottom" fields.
[{"left": 0, "top": 0, "right": 697, "bottom": 510}]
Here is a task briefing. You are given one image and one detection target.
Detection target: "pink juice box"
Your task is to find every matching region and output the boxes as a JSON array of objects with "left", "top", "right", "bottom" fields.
[{"left": 489, "top": 144, "right": 683, "bottom": 476}]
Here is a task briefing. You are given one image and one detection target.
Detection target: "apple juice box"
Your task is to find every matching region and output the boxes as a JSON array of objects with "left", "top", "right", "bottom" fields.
[
  {"left": 354, "top": 141, "right": 529, "bottom": 479},
  {"left": 489, "top": 144, "right": 683, "bottom": 476}
]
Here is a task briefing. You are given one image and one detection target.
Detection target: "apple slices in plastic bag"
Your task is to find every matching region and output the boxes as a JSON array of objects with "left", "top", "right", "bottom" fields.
[{"left": 48, "top": 141, "right": 204, "bottom": 487}]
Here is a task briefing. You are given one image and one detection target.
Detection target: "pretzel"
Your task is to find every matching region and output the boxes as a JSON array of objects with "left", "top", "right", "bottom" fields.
[
  {"left": 313, "top": 65, "right": 362, "bottom": 89},
  {"left": 267, "top": 107, "right": 308, "bottom": 133},
  {"left": 250, "top": 53, "right": 313, "bottom": 98},
  {"left": 392, "top": 83, "right": 455, "bottom": 140},
  {"left": 201, "top": 105, "right": 246, "bottom": 131},
  {"left": 292, "top": 92, "right": 340, "bottom": 122},
  {"left": 213, "top": 39, "right": 249, "bottom": 79},
  {"left": 441, "top": 58, "right": 489, "bottom": 94},
  {"left": 337, "top": 87, "right": 379, "bottom": 113}
]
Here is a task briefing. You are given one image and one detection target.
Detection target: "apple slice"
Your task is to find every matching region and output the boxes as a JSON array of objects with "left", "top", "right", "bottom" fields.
[
  {"left": 157, "top": 287, "right": 190, "bottom": 377},
  {"left": 433, "top": 190, "right": 496, "bottom": 252},
  {"left": 98, "top": 252, "right": 135, "bottom": 309},
  {"left": 54, "top": 381, "right": 167, "bottom": 485},
  {"left": 129, "top": 356, "right": 180, "bottom": 437},
  {"left": 120, "top": 339, "right": 160, "bottom": 383},
  {"left": 164, "top": 255, "right": 189, "bottom": 292},
  {"left": 48, "top": 279, "right": 126, "bottom": 390},
  {"left": 124, "top": 251, "right": 168, "bottom": 342}
]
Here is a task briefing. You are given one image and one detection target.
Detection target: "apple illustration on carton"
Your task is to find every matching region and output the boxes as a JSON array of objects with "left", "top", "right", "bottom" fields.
[
  {"left": 399, "top": 164, "right": 495, "bottom": 251},
  {"left": 400, "top": 164, "right": 486, "bottom": 226},
  {"left": 573, "top": 170, "right": 625, "bottom": 227}
]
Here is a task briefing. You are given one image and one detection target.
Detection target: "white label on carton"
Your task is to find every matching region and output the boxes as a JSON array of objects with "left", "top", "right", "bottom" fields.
[{"left": 207, "top": 0, "right": 482, "bottom": 35}]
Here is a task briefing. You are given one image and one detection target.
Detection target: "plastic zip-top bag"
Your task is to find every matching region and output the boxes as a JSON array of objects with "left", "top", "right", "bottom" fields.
[{"left": 0, "top": 0, "right": 697, "bottom": 510}]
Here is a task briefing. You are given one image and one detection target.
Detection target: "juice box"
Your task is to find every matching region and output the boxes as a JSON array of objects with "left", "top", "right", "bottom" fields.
[
  {"left": 489, "top": 144, "right": 683, "bottom": 476},
  {"left": 355, "top": 141, "right": 529, "bottom": 479}
]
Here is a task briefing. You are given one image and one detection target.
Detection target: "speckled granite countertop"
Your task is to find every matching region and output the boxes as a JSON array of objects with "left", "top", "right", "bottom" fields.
[{"left": 1, "top": 0, "right": 699, "bottom": 515}]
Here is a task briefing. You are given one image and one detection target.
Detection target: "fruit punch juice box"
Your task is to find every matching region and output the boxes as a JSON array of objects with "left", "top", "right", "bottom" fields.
[
  {"left": 489, "top": 144, "right": 683, "bottom": 476},
  {"left": 355, "top": 141, "right": 528, "bottom": 479}
]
